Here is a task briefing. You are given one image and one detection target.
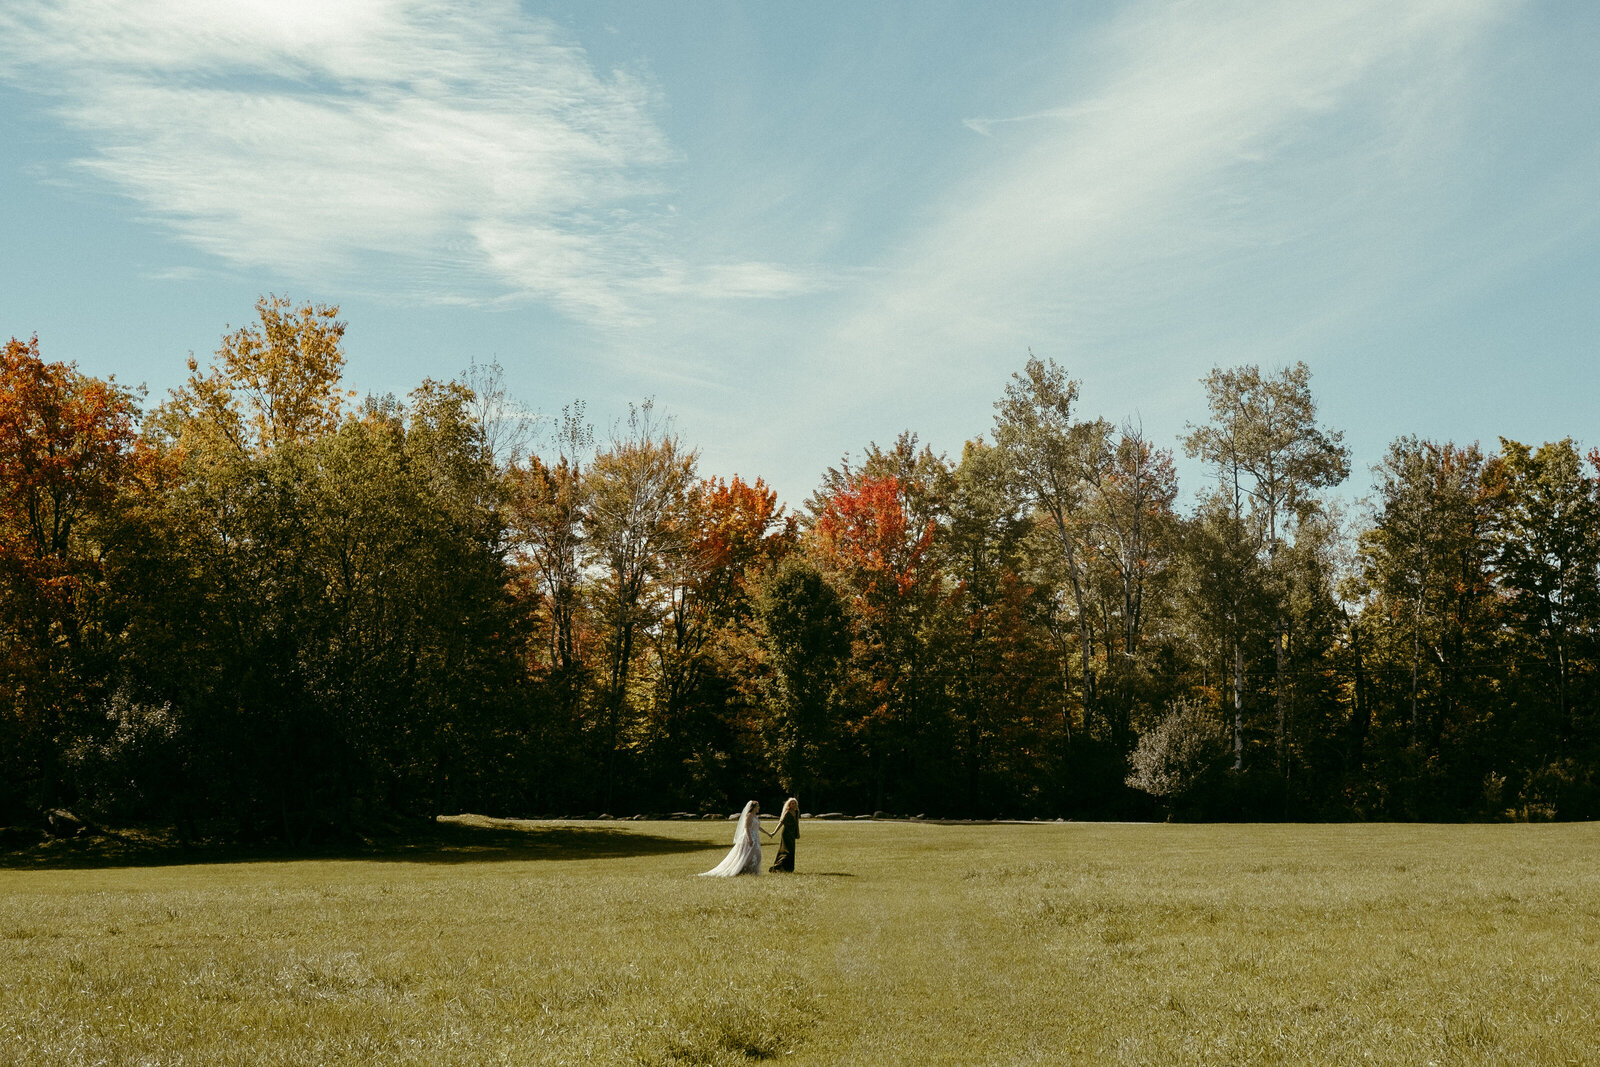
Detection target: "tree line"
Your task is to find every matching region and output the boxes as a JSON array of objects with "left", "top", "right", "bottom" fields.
[{"left": 3, "top": 298, "right": 1597, "bottom": 841}]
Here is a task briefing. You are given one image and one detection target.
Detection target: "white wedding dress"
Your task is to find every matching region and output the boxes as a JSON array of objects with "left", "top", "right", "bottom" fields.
[{"left": 700, "top": 800, "right": 762, "bottom": 876}]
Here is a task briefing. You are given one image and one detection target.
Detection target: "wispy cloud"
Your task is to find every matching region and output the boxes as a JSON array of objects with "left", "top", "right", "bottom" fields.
[
  {"left": 140, "top": 265, "right": 207, "bottom": 283},
  {"left": 821, "top": 0, "right": 1516, "bottom": 401},
  {"left": 961, "top": 104, "right": 1109, "bottom": 138},
  {"left": 0, "top": 0, "right": 809, "bottom": 319}
]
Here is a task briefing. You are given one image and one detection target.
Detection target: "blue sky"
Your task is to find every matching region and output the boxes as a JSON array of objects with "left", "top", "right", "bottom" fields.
[{"left": 2, "top": 0, "right": 1597, "bottom": 510}]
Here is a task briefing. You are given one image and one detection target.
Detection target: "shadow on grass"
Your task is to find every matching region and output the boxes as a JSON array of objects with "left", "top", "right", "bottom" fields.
[{"left": 0, "top": 816, "right": 718, "bottom": 871}]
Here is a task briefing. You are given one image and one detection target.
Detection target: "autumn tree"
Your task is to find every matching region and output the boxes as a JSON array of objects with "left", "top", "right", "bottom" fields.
[
  {"left": 0, "top": 336, "right": 142, "bottom": 820},
  {"left": 584, "top": 401, "right": 698, "bottom": 809},
  {"left": 159, "top": 294, "right": 350, "bottom": 455},
  {"left": 808, "top": 433, "right": 950, "bottom": 811},
  {"left": 657, "top": 477, "right": 790, "bottom": 715},
  {"left": 509, "top": 470, "right": 585, "bottom": 675},
  {"left": 1183, "top": 362, "right": 1348, "bottom": 773},
  {"left": 643, "top": 475, "right": 793, "bottom": 806}
]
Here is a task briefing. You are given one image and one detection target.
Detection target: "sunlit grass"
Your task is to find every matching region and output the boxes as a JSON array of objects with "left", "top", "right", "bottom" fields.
[{"left": 4, "top": 817, "right": 1598, "bottom": 1065}]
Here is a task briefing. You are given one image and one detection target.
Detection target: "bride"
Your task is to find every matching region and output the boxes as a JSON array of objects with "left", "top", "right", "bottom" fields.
[{"left": 699, "top": 800, "right": 769, "bottom": 876}]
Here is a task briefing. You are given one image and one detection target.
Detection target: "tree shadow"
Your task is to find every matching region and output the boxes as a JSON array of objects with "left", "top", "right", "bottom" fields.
[{"left": 0, "top": 816, "right": 718, "bottom": 871}]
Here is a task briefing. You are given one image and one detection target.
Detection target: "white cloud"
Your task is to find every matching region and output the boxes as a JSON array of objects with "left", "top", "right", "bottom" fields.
[
  {"left": 0, "top": 0, "right": 809, "bottom": 318},
  {"left": 824, "top": 0, "right": 1516, "bottom": 387},
  {"left": 140, "top": 265, "right": 206, "bottom": 283}
]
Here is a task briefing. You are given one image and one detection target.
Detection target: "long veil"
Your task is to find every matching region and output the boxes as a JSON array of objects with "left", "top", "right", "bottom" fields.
[
  {"left": 700, "top": 800, "right": 761, "bottom": 876},
  {"left": 733, "top": 801, "right": 755, "bottom": 850}
]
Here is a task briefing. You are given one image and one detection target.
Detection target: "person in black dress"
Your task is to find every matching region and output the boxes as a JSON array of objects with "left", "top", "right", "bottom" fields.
[{"left": 767, "top": 797, "right": 799, "bottom": 872}]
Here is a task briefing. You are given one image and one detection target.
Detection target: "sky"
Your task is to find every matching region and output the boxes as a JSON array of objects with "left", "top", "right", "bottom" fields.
[{"left": 2, "top": 0, "right": 1598, "bottom": 511}]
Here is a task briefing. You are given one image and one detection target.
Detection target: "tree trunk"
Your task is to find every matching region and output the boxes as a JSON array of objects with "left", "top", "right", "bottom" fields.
[
  {"left": 1348, "top": 619, "right": 1370, "bottom": 772},
  {"left": 1410, "top": 608, "right": 1421, "bottom": 747},
  {"left": 1557, "top": 637, "right": 1570, "bottom": 741},
  {"left": 1274, "top": 615, "right": 1287, "bottom": 773},
  {"left": 1080, "top": 620, "right": 1097, "bottom": 739},
  {"left": 1232, "top": 640, "right": 1244, "bottom": 772}
]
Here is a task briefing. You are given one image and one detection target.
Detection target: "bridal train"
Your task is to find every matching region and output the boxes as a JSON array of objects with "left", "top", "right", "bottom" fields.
[{"left": 700, "top": 799, "right": 762, "bottom": 876}]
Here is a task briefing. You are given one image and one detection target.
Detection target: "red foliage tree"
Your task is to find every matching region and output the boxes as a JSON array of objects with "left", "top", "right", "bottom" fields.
[
  {"left": 811, "top": 473, "right": 936, "bottom": 604},
  {"left": 810, "top": 468, "right": 946, "bottom": 808},
  {"left": 0, "top": 335, "right": 143, "bottom": 814},
  {"left": 0, "top": 335, "right": 142, "bottom": 644}
]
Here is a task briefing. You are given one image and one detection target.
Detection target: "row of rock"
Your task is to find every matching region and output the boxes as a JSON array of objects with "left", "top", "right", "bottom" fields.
[
  {"left": 520, "top": 811, "right": 939, "bottom": 821},
  {"left": 518, "top": 812, "right": 1073, "bottom": 823}
]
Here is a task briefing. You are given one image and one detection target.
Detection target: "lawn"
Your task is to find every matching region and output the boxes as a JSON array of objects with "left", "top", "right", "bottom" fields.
[{"left": 3, "top": 817, "right": 1597, "bottom": 1065}]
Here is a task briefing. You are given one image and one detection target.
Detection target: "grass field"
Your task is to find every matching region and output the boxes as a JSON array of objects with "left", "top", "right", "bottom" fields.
[{"left": 3, "top": 817, "right": 1598, "bottom": 1066}]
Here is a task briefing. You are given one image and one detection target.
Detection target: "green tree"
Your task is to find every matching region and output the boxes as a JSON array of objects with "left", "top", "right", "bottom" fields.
[
  {"left": 992, "top": 356, "right": 1112, "bottom": 740},
  {"left": 944, "top": 438, "right": 1062, "bottom": 814},
  {"left": 1174, "top": 498, "right": 1270, "bottom": 772},
  {"left": 126, "top": 306, "right": 521, "bottom": 839},
  {"left": 1484, "top": 438, "right": 1600, "bottom": 780},
  {"left": 1080, "top": 423, "right": 1180, "bottom": 749},
  {"left": 756, "top": 556, "right": 850, "bottom": 807},
  {"left": 1183, "top": 362, "right": 1348, "bottom": 773},
  {"left": 1360, "top": 439, "right": 1495, "bottom": 755}
]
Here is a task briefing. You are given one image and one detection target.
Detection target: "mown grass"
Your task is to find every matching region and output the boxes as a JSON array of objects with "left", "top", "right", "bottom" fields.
[{"left": 3, "top": 817, "right": 1598, "bottom": 1065}]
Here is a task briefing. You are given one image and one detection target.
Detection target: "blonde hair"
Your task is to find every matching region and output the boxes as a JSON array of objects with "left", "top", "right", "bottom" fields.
[{"left": 782, "top": 797, "right": 799, "bottom": 816}]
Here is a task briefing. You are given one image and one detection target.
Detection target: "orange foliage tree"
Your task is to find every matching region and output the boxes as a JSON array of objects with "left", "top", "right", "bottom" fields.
[
  {"left": 648, "top": 475, "right": 794, "bottom": 796},
  {"left": 159, "top": 294, "right": 350, "bottom": 456},
  {"left": 808, "top": 436, "right": 950, "bottom": 809},
  {"left": 0, "top": 335, "right": 143, "bottom": 815}
]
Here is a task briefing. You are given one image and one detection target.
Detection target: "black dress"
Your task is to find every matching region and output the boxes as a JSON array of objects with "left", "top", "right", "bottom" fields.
[{"left": 768, "top": 810, "right": 799, "bottom": 872}]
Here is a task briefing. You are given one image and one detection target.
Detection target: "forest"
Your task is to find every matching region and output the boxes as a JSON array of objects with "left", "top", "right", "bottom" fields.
[{"left": 3, "top": 296, "right": 1598, "bottom": 841}]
